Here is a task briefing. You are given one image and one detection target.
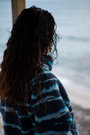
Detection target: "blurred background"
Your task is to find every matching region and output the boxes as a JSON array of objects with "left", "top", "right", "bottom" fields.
[{"left": 0, "top": 0, "right": 90, "bottom": 135}]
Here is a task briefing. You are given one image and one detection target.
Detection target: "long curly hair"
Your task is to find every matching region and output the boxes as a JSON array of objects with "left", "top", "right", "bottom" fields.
[{"left": 0, "top": 6, "right": 59, "bottom": 114}]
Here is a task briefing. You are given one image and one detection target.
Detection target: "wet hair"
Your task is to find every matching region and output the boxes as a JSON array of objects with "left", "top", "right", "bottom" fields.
[{"left": 0, "top": 6, "right": 59, "bottom": 114}]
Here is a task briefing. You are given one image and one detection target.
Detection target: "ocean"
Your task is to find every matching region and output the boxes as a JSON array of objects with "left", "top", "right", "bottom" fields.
[{"left": 0, "top": 0, "right": 90, "bottom": 91}]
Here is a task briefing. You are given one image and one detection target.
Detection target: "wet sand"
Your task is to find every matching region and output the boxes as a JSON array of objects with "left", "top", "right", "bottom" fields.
[
  {"left": 72, "top": 103, "right": 90, "bottom": 135},
  {"left": 63, "top": 77, "right": 90, "bottom": 135}
]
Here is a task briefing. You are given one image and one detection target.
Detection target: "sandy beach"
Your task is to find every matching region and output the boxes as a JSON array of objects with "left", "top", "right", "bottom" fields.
[
  {"left": 66, "top": 84, "right": 90, "bottom": 135},
  {"left": 72, "top": 103, "right": 90, "bottom": 135}
]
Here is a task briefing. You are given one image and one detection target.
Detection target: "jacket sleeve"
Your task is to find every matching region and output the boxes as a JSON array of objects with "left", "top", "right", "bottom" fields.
[
  {"left": 58, "top": 80, "right": 79, "bottom": 135},
  {"left": 30, "top": 73, "right": 74, "bottom": 135}
]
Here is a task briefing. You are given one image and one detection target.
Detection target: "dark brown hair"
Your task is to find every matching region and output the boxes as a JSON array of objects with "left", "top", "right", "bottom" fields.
[{"left": 0, "top": 6, "right": 59, "bottom": 114}]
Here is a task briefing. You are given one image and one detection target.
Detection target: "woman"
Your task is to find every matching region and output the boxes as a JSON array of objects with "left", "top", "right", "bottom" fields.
[{"left": 0, "top": 6, "right": 79, "bottom": 135}]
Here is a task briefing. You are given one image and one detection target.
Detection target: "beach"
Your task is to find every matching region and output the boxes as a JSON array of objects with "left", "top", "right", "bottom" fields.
[
  {"left": 66, "top": 84, "right": 90, "bottom": 135},
  {"left": 65, "top": 80, "right": 90, "bottom": 135},
  {"left": 72, "top": 103, "right": 90, "bottom": 135}
]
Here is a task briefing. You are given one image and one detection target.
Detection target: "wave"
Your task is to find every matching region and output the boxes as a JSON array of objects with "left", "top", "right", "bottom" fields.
[{"left": 64, "top": 36, "right": 90, "bottom": 42}]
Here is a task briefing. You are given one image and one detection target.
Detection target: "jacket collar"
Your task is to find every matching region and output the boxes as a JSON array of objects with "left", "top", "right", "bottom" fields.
[{"left": 43, "top": 55, "right": 53, "bottom": 71}]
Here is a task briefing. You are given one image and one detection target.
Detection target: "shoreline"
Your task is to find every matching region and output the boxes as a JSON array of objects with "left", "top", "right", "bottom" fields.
[
  {"left": 52, "top": 69, "right": 90, "bottom": 109},
  {"left": 72, "top": 103, "right": 90, "bottom": 135},
  {"left": 66, "top": 86, "right": 90, "bottom": 109}
]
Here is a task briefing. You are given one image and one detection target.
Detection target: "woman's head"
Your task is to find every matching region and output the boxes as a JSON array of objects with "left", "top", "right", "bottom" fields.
[
  {"left": 0, "top": 6, "right": 59, "bottom": 114},
  {"left": 12, "top": 6, "right": 58, "bottom": 57}
]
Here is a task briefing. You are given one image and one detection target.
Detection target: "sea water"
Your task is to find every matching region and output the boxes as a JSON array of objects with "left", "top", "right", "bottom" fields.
[{"left": 0, "top": 0, "right": 90, "bottom": 90}]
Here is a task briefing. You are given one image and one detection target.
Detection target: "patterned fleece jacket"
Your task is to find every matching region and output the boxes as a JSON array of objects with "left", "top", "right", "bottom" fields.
[{"left": 1, "top": 55, "right": 79, "bottom": 135}]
